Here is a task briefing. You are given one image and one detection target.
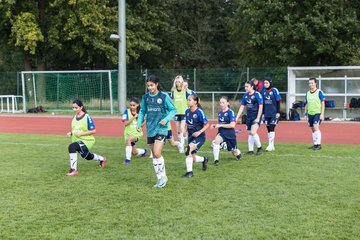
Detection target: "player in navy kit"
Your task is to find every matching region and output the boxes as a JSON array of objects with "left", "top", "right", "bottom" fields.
[
  {"left": 182, "top": 94, "right": 209, "bottom": 178},
  {"left": 261, "top": 77, "right": 281, "bottom": 151},
  {"left": 236, "top": 80, "right": 263, "bottom": 155},
  {"left": 211, "top": 96, "right": 242, "bottom": 166}
]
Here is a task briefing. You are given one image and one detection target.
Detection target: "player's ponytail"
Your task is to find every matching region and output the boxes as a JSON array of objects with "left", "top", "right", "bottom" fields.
[
  {"left": 190, "top": 94, "right": 202, "bottom": 109},
  {"left": 73, "top": 99, "right": 87, "bottom": 113}
]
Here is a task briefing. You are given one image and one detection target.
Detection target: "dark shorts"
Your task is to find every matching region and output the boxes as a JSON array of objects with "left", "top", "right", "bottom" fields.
[
  {"left": 217, "top": 133, "right": 237, "bottom": 152},
  {"left": 174, "top": 114, "right": 186, "bottom": 122},
  {"left": 188, "top": 135, "right": 206, "bottom": 154},
  {"left": 246, "top": 116, "right": 260, "bottom": 131},
  {"left": 264, "top": 117, "right": 279, "bottom": 126},
  {"left": 166, "top": 130, "right": 173, "bottom": 140},
  {"left": 308, "top": 114, "right": 321, "bottom": 127},
  {"left": 77, "top": 141, "right": 90, "bottom": 158},
  {"left": 147, "top": 134, "right": 166, "bottom": 145}
]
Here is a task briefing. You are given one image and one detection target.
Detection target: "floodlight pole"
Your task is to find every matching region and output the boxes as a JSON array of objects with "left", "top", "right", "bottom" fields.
[{"left": 118, "top": 0, "right": 126, "bottom": 113}]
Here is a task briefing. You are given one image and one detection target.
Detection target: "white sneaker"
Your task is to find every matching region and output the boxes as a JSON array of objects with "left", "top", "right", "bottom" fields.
[
  {"left": 265, "top": 146, "right": 274, "bottom": 152},
  {"left": 156, "top": 176, "right": 168, "bottom": 188}
]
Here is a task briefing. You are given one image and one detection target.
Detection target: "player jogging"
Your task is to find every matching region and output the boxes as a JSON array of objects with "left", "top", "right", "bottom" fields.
[
  {"left": 122, "top": 97, "right": 147, "bottom": 164},
  {"left": 236, "top": 80, "right": 264, "bottom": 155},
  {"left": 211, "top": 96, "right": 242, "bottom": 166},
  {"left": 182, "top": 94, "right": 209, "bottom": 178},
  {"left": 137, "top": 75, "right": 177, "bottom": 188},
  {"left": 66, "top": 99, "right": 106, "bottom": 176}
]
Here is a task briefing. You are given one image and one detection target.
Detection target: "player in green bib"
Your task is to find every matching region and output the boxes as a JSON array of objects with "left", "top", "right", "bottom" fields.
[
  {"left": 137, "top": 75, "right": 177, "bottom": 188},
  {"left": 66, "top": 99, "right": 106, "bottom": 176},
  {"left": 304, "top": 77, "right": 326, "bottom": 150},
  {"left": 170, "top": 75, "right": 195, "bottom": 153},
  {"left": 122, "top": 97, "right": 147, "bottom": 164}
]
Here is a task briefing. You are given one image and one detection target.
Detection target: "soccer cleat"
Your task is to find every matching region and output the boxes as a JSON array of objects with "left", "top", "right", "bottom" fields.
[
  {"left": 140, "top": 149, "right": 147, "bottom": 158},
  {"left": 156, "top": 176, "right": 168, "bottom": 188},
  {"left": 236, "top": 153, "right": 242, "bottom": 160},
  {"left": 214, "top": 160, "right": 219, "bottom": 166},
  {"left": 153, "top": 179, "right": 160, "bottom": 188},
  {"left": 182, "top": 171, "right": 194, "bottom": 178},
  {"left": 66, "top": 169, "right": 79, "bottom": 176},
  {"left": 313, "top": 144, "right": 322, "bottom": 150},
  {"left": 265, "top": 145, "right": 273, "bottom": 152},
  {"left": 99, "top": 157, "right": 107, "bottom": 167},
  {"left": 202, "top": 156, "right": 209, "bottom": 171},
  {"left": 246, "top": 151, "right": 254, "bottom": 156},
  {"left": 123, "top": 159, "right": 131, "bottom": 164},
  {"left": 256, "top": 147, "right": 263, "bottom": 155}
]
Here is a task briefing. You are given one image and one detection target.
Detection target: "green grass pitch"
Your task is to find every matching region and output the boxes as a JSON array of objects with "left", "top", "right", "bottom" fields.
[{"left": 1, "top": 133, "right": 359, "bottom": 239}]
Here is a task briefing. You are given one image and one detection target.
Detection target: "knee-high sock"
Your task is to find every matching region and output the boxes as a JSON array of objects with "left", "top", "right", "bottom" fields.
[
  {"left": 153, "top": 156, "right": 166, "bottom": 179},
  {"left": 70, "top": 153, "right": 77, "bottom": 170},
  {"left": 186, "top": 156, "right": 193, "bottom": 172},
  {"left": 136, "top": 148, "right": 145, "bottom": 156},
  {"left": 314, "top": 130, "right": 321, "bottom": 145},
  {"left": 269, "top": 132, "right": 275, "bottom": 147},
  {"left": 178, "top": 133, "right": 185, "bottom": 146},
  {"left": 91, "top": 153, "right": 104, "bottom": 161},
  {"left": 126, "top": 146, "right": 132, "bottom": 160},
  {"left": 248, "top": 135, "right": 254, "bottom": 151},
  {"left": 195, "top": 155, "right": 204, "bottom": 162},
  {"left": 312, "top": 132, "right": 316, "bottom": 145},
  {"left": 253, "top": 134, "right": 261, "bottom": 148},
  {"left": 213, "top": 143, "right": 220, "bottom": 161}
]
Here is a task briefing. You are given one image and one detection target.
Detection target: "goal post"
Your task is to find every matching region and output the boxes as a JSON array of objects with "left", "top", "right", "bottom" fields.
[{"left": 21, "top": 70, "right": 115, "bottom": 114}]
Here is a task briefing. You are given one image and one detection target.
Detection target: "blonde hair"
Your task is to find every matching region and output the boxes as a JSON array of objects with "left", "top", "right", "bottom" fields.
[{"left": 171, "top": 75, "right": 184, "bottom": 92}]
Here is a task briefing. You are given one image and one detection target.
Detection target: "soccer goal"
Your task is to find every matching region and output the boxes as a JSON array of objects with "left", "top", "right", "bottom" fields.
[
  {"left": 21, "top": 70, "right": 116, "bottom": 114},
  {"left": 288, "top": 66, "right": 360, "bottom": 120}
]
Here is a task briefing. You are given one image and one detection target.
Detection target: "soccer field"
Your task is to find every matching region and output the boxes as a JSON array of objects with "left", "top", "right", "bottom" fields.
[{"left": 1, "top": 133, "right": 359, "bottom": 239}]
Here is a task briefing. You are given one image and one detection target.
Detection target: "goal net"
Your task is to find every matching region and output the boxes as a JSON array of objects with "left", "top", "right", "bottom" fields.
[{"left": 21, "top": 70, "right": 115, "bottom": 113}]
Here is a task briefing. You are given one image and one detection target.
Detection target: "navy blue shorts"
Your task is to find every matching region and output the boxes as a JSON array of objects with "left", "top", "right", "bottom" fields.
[
  {"left": 174, "top": 114, "right": 186, "bottom": 122},
  {"left": 77, "top": 141, "right": 90, "bottom": 158},
  {"left": 308, "top": 114, "right": 321, "bottom": 127},
  {"left": 188, "top": 135, "right": 206, "bottom": 154},
  {"left": 264, "top": 117, "right": 279, "bottom": 126},
  {"left": 217, "top": 132, "right": 237, "bottom": 152},
  {"left": 166, "top": 130, "right": 173, "bottom": 140},
  {"left": 246, "top": 116, "right": 260, "bottom": 131},
  {"left": 147, "top": 134, "right": 166, "bottom": 144}
]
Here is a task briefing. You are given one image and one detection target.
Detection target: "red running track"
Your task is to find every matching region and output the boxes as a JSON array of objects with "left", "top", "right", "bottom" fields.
[{"left": 0, "top": 115, "right": 359, "bottom": 145}]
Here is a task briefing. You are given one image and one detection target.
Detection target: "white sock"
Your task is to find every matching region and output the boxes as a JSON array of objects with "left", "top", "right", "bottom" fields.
[
  {"left": 178, "top": 133, "right": 185, "bottom": 147},
  {"left": 195, "top": 155, "right": 204, "bottom": 163},
  {"left": 269, "top": 132, "right": 275, "bottom": 147},
  {"left": 248, "top": 135, "right": 254, "bottom": 151},
  {"left": 153, "top": 156, "right": 166, "bottom": 179},
  {"left": 92, "top": 153, "right": 104, "bottom": 161},
  {"left": 136, "top": 148, "right": 145, "bottom": 156},
  {"left": 235, "top": 149, "right": 241, "bottom": 155},
  {"left": 69, "top": 153, "right": 77, "bottom": 170},
  {"left": 149, "top": 150, "right": 153, "bottom": 158},
  {"left": 186, "top": 156, "right": 193, "bottom": 172},
  {"left": 314, "top": 130, "right": 321, "bottom": 145},
  {"left": 126, "top": 146, "right": 132, "bottom": 160},
  {"left": 213, "top": 143, "right": 220, "bottom": 161},
  {"left": 312, "top": 132, "right": 316, "bottom": 145},
  {"left": 253, "top": 134, "right": 261, "bottom": 148}
]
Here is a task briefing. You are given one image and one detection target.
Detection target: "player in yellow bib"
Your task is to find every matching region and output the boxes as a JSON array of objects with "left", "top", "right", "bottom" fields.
[
  {"left": 122, "top": 97, "right": 147, "bottom": 164},
  {"left": 304, "top": 77, "right": 326, "bottom": 150},
  {"left": 170, "top": 75, "right": 195, "bottom": 153},
  {"left": 66, "top": 99, "right": 106, "bottom": 176}
]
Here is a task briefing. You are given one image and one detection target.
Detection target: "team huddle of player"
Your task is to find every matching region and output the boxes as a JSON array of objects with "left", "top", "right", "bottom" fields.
[{"left": 65, "top": 76, "right": 325, "bottom": 189}]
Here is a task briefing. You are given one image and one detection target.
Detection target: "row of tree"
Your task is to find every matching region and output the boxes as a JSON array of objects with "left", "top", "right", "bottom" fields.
[{"left": 0, "top": 0, "right": 359, "bottom": 72}]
